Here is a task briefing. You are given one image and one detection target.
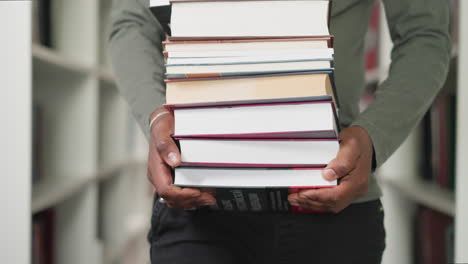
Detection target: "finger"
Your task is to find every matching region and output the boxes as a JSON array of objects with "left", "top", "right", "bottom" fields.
[
  {"left": 150, "top": 151, "right": 201, "bottom": 200},
  {"left": 153, "top": 134, "right": 181, "bottom": 168},
  {"left": 163, "top": 189, "right": 216, "bottom": 209},
  {"left": 299, "top": 173, "right": 365, "bottom": 208},
  {"left": 150, "top": 149, "right": 218, "bottom": 208},
  {"left": 296, "top": 199, "right": 330, "bottom": 212},
  {"left": 150, "top": 113, "right": 181, "bottom": 168},
  {"left": 298, "top": 188, "right": 338, "bottom": 204},
  {"left": 322, "top": 141, "right": 360, "bottom": 181},
  {"left": 288, "top": 192, "right": 329, "bottom": 211},
  {"left": 194, "top": 192, "right": 217, "bottom": 206}
]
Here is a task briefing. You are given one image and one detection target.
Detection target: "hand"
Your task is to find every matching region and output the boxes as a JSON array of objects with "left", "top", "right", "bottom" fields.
[
  {"left": 288, "top": 126, "right": 373, "bottom": 213},
  {"left": 147, "top": 107, "right": 216, "bottom": 208}
]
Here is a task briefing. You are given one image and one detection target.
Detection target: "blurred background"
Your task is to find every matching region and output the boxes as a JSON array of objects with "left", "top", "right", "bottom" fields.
[{"left": 1, "top": 0, "right": 467, "bottom": 264}]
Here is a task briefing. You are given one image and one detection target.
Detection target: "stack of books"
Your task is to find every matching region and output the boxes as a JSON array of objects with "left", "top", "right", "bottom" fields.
[{"left": 154, "top": 0, "right": 339, "bottom": 212}]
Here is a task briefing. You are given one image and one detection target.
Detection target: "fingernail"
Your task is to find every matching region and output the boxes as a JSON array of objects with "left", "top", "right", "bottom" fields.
[
  {"left": 288, "top": 199, "right": 299, "bottom": 206},
  {"left": 191, "top": 192, "right": 201, "bottom": 198},
  {"left": 202, "top": 200, "right": 216, "bottom": 206},
  {"left": 168, "top": 152, "right": 178, "bottom": 166},
  {"left": 322, "top": 169, "right": 337, "bottom": 181}
]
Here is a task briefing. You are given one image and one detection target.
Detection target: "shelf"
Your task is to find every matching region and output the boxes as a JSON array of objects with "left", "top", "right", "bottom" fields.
[
  {"left": 32, "top": 44, "right": 94, "bottom": 78},
  {"left": 32, "top": 176, "right": 93, "bottom": 214},
  {"left": 378, "top": 175, "right": 455, "bottom": 216},
  {"left": 96, "top": 159, "right": 147, "bottom": 182},
  {"left": 32, "top": 159, "right": 146, "bottom": 214}
]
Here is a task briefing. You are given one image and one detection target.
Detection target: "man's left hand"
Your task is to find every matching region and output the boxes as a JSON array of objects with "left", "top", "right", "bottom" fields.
[{"left": 288, "top": 126, "right": 373, "bottom": 213}]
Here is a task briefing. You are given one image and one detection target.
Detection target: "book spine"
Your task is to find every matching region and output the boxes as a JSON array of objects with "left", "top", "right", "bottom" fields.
[
  {"left": 207, "top": 187, "right": 291, "bottom": 213},
  {"left": 204, "top": 187, "right": 332, "bottom": 213}
]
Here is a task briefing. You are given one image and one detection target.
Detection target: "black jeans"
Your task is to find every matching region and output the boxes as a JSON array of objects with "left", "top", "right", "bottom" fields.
[{"left": 148, "top": 198, "right": 386, "bottom": 264}]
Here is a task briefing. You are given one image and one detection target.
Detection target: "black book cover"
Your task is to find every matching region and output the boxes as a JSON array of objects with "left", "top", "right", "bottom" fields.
[{"left": 203, "top": 187, "right": 291, "bottom": 213}]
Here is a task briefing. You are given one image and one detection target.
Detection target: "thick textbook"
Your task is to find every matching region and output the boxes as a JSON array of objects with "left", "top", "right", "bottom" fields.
[
  {"left": 165, "top": 72, "right": 337, "bottom": 107},
  {"left": 177, "top": 138, "right": 339, "bottom": 167},
  {"left": 174, "top": 167, "right": 336, "bottom": 212},
  {"left": 168, "top": 0, "right": 331, "bottom": 37},
  {"left": 172, "top": 100, "right": 339, "bottom": 138}
]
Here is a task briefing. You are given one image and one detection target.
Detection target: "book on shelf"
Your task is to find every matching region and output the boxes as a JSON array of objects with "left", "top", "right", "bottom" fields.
[
  {"left": 32, "top": 209, "right": 55, "bottom": 264},
  {"left": 419, "top": 57, "right": 457, "bottom": 191},
  {"left": 414, "top": 207, "right": 453, "bottom": 264},
  {"left": 165, "top": 72, "right": 337, "bottom": 107},
  {"left": 166, "top": 0, "right": 331, "bottom": 38},
  {"left": 172, "top": 100, "right": 338, "bottom": 139},
  {"left": 174, "top": 167, "right": 336, "bottom": 212},
  {"left": 32, "top": 0, "right": 53, "bottom": 47},
  {"left": 177, "top": 138, "right": 339, "bottom": 167}
]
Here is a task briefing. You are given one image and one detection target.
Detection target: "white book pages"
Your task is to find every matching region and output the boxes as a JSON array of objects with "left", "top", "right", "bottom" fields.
[
  {"left": 171, "top": 1, "right": 330, "bottom": 37},
  {"left": 164, "top": 40, "right": 330, "bottom": 52},
  {"left": 167, "top": 54, "right": 333, "bottom": 65},
  {"left": 174, "top": 168, "right": 337, "bottom": 187},
  {"left": 174, "top": 102, "right": 335, "bottom": 136},
  {"left": 150, "top": 0, "right": 169, "bottom": 7},
  {"left": 166, "top": 60, "right": 331, "bottom": 74},
  {"left": 179, "top": 139, "right": 339, "bottom": 165},
  {"left": 167, "top": 48, "right": 334, "bottom": 58}
]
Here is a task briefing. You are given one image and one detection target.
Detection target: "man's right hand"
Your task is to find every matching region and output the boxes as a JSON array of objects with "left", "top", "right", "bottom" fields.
[{"left": 147, "top": 107, "right": 217, "bottom": 208}]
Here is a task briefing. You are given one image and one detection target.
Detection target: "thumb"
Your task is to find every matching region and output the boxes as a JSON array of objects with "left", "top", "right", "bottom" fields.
[
  {"left": 322, "top": 142, "right": 359, "bottom": 181},
  {"left": 155, "top": 137, "right": 181, "bottom": 167}
]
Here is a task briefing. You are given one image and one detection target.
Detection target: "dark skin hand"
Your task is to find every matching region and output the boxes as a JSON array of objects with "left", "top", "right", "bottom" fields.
[
  {"left": 288, "top": 126, "right": 373, "bottom": 213},
  {"left": 147, "top": 107, "right": 216, "bottom": 208}
]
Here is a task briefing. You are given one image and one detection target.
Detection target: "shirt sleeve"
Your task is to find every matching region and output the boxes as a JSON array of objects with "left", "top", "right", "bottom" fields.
[
  {"left": 351, "top": 0, "right": 451, "bottom": 168},
  {"left": 109, "top": 0, "right": 167, "bottom": 141}
]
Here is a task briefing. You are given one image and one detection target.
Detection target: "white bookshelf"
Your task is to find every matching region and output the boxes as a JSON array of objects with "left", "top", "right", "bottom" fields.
[
  {"left": 378, "top": 2, "right": 467, "bottom": 264},
  {"left": 454, "top": 1, "right": 468, "bottom": 261},
  {"left": 29, "top": 0, "right": 152, "bottom": 264},
  {"left": 0, "top": 2, "right": 31, "bottom": 264}
]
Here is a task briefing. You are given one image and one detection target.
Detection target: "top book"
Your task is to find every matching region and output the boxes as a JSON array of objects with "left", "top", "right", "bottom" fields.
[{"left": 162, "top": 0, "right": 331, "bottom": 37}]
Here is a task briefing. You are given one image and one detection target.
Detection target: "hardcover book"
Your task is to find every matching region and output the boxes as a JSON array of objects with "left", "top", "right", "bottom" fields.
[
  {"left": 168, "top": 0, "right": 331, "bottom": 37},
  {"left": 165, "top": 72, "right": 338, "bottom": 108},
  {"left": 172, "top": 100, "right": 339, "bottom": 138},
  {"left": 177, "top": 138, "right": 339, "bottom": 167},
  {"left": 174, "top": 167, "right": 336, "bottom": 212}
]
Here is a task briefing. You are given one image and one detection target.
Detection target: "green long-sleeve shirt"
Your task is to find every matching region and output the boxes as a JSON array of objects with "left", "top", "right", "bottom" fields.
[{"left": 109, "top": 0, "right": 451, "bottom": 203}]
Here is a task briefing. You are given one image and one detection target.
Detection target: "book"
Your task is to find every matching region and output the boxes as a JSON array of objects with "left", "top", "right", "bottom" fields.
[
  {"left": 168, "top": 0, "right": 331, "bottom": 37},
  {"left": 172, "top": 100, "right": 338, "bottom": 138},
  {"left": 166, "top": 53, "right": 333, "bottom": 66},
  {"left": 165, "top": 60, "right": 333, "bottom": 78},
  {"left": 174, "top": 167, "right": 336, "bottom": 212},
  {"left": 419, "top": 58, "right": 457, "bottom": 189},
  {"left": 32, "top": 209, "right": 55, "bottom": 264},
  {"left": 165, "top": 72, "right": 337, "bottom": 107},
  {"left": 163, "top": 36, "right": 333, "bottom": 53},
  {"left": 415, "top": 207, "right": 453, "bottom": 264},
  {"left": 32, "top": 0, "right": 53, "bottom": 47},
  {"left": 177, "top": 138, "right": 339, "bottom": 167},
  {"left": 165, "top": 48, "right": 334, "bottom": 58}
]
